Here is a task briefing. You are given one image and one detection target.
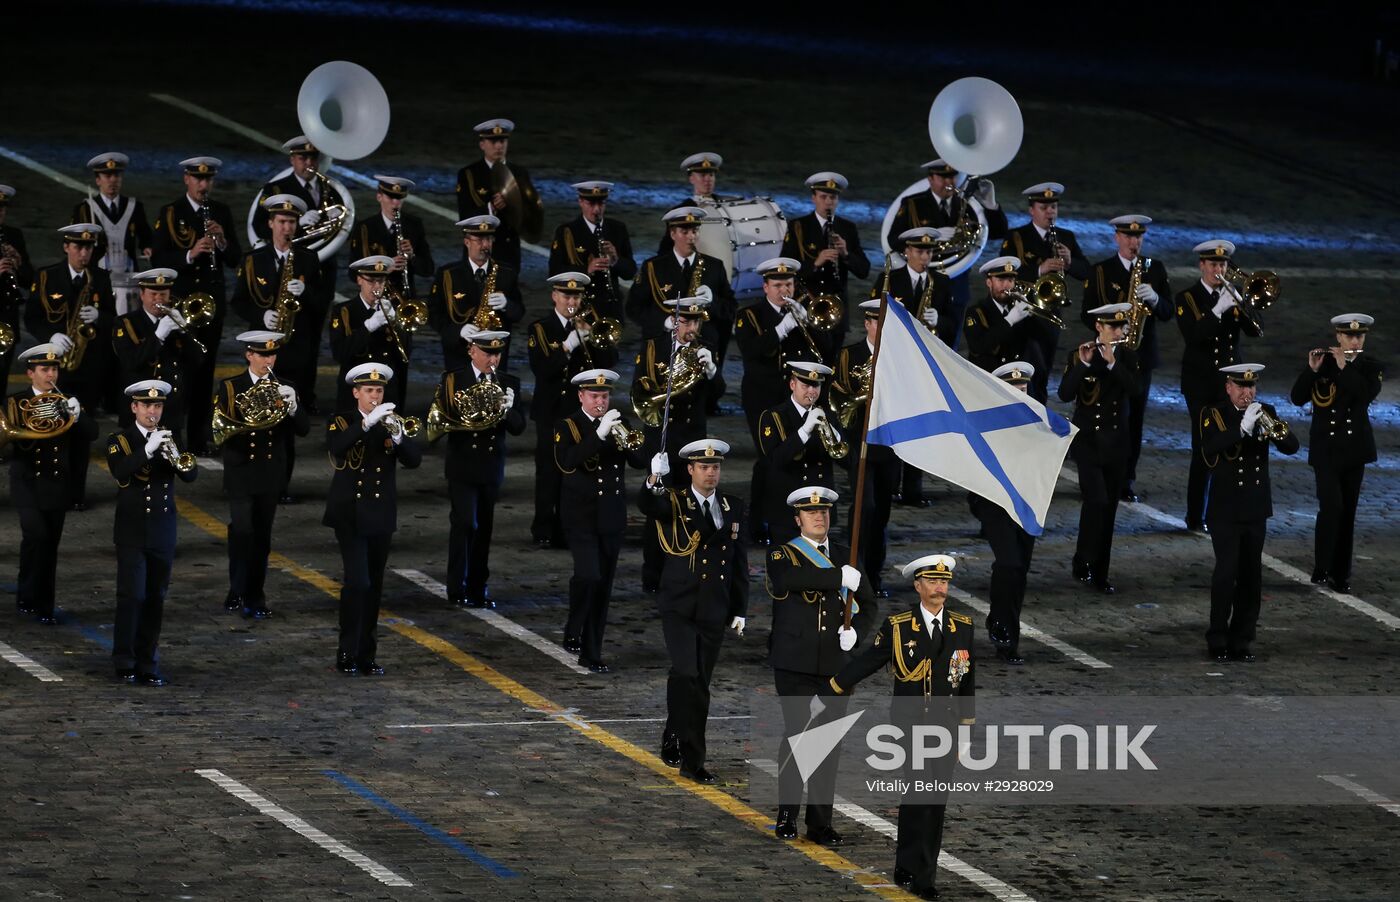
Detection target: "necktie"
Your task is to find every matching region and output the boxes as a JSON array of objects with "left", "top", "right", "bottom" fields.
[
  {"left": 476, "top": 267, "right": 487, "bottom": 289},
  {"left": 818, "top": 543, "right": 828, "bottom": 558},
  {"left": 107, "top": 199, "right": 118, "bottom": 219},
  {"left": 701, "top": 499, "right": 716, "bottom": 540},
  {"left": 307, "top": 180, "right": 320, "bottom": 206},
  {"left": 915, "top": 276, "right": 925, "bottom": 297},
  {"left": 940, "top": 199, "right": 950, "bottom": 218},
  {"left": 72, "top": 272, "right": 85, "bottom": 290},
  {"left": 681, "top": 259, "right": 693, "bottom": 283}
]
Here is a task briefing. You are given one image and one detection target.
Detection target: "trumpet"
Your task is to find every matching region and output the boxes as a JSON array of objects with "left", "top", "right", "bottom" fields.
[
  {"left": 812, "top": 409, "right": 849, "bottom": 460},
  {"left": 1254, "top": 409, "right": 1291, "bottom": 441},
  {"left": 159, "top": 432, "right": 197, "bottom": 473},
  {"left": 609, "top": 419, "right": 644, "bottom": 451},
  {"left": 381, "top": 411, "right": 422, "bottom": 440}
]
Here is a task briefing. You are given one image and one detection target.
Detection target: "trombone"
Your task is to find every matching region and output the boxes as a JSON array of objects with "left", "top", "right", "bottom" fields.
[
  {"left": 1219, "top": 264, "right": 1280, "bottom": 334},
  {"left": 157, "top": 294, "right": 215, "bottom": 355},
  {"left": 1004, "top": 274, "right": 1068, "bottom": 329}
]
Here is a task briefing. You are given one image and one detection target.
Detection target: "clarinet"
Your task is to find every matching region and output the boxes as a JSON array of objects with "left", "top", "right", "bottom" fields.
[
  {"left": 594, "top": 209, "right": 616, "bottom": 311},
  {"left": 199, "top": 201, "right": 215, "bottom": 275},
  {"left": 392, "top": 207, "right": 412, "bottom": 296}
]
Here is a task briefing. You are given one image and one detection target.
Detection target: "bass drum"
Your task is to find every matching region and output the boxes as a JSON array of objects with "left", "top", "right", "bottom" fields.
[
  {"left": 246, "top": 165, "right": 355, "bottom": 261},
  {"left": 878, "top": 176, "right": 988, "bottom": 279},
  {"left": 695, "top": 196, "right": 788, "bottom": 299}
]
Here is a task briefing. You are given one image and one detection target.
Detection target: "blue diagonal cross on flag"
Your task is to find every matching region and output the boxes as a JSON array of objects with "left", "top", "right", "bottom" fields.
[{"left": 866, "top": 298, "right": 1077, "bottom": 535}]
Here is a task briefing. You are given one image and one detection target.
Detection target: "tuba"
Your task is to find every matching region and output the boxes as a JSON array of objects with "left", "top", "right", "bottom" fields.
[
  {"left": 61, "top": 266, "right": 97, "bottom": 371},
  {"left": 426, "top": 372, "right": 507, "bottom": 439},
  {"left": 631, "top": 344, "right": 704, "bottom": 428},
  {"left": 211, "top": 376, "right": 290, "bottom": 449},
  {"left": 0, "top": 391, "right": 76, "bottom": 446}
]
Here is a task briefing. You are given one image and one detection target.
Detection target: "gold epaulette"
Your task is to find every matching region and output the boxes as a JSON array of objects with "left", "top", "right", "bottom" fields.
[
  {"left": 890, "top": 610, "right": 915, "bottom": 624},
  {"left": 948, "top": 611, "right": 972, "bottom": 625}
]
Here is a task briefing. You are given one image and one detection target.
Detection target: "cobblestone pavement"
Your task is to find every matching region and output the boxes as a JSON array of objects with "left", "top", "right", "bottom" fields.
[{"left": 2, "top": 13, "right": 1398, "bottom": 902}]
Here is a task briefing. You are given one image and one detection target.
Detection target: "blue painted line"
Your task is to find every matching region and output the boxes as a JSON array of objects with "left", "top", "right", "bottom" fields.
[
  {"left": 322, "top": 769, "right": 519, "bottom": 879},
  {"left": 63, "top": 614, "right": 114, "bottom": 651}
]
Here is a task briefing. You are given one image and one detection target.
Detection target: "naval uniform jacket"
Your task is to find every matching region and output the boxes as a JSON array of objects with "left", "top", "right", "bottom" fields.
[
  {"left": 1289, "top": 355, "right": 1384, "bottom": 470},
  {"left": 3, "top": 390, "right": 98, "bottom": 510},
  {"left": 26, "top": 264, "right": 115, "bottom": 379},
  {"left": 633, "top": 337, "right": 717, "bottom": 443},
  {"left": 454, "top": 159, "right": 543, "bottom": 268},
  {"left": 1000, "top": 223, "right": 1090, "bottom": 284},
  {"left": 322, "top": 410, "right": 423, "bottom": 536},
  {"left": 829, "top": 340, "right": 892, "bottom": 463},
  {"left": 637, "top": 485, "right": 749, "bottom": 622},
  {"left": 885, "top": 190, "right": 1009, "bottom": 252},
  {"left": 1199, "top": 401, "right": 1300, "bottom": 523},
  {"left": 349, "top": 211, "right": 435, "bottom": 295},
  {"left": 765, "top": 540, "right": 875, "bottom": 676},
  {"left": 437, "top": 367, "right": 526, "bottom": 485},
  {"left": 781, "top": 213, "right": 870, "bottom": 305},
  {"left": 963, "top": 294, "right": 1042, "bottom": 373},
  {"left": 526, "top": 312, "right": 617, "bottom": 425},
  {"left": 734, "top": 299, "right": 831, "bottom": 412},
  {"left": 70, "top": 196, "right": 154, "bottom": 268},
  {"left": 830, "top": 603, "right": 975, "bottom": 723},
  {"left": 229, "top": 244, "right": 323, "bottom": 331},
  {"left": 214, "top": 372, "right": 311, "bottom": 496},
  {"left": 877, "top": 265, "right": 952, "bottom": 327},
  {"left": 758, "top": 399, "right": 842, "bottom": 516},
  {"left": 329, "top": 294, "right": 411, "bottom": 380},
  {"left": 1175, "top": 281, "right": 1261, "bottom": 404},
  {"left": 106, "top": 424, "right": 198, "bottom": 549},
  {"left": 553, "top": 408, "right": 648, "bottom": 533},
  {"left": 1080, "top": 255, "right": 1173, "bottom": 371},
  {"left": 150, "top": 196, "right": 243, "bottom": 305},
  {"left": 1057, "top": 346, "right": 1139, "bottom": 464},
  {"left": 427, "top": 259, "right": 523, "bottom": 352},
  {"left": 626, "top": 250, "right": 735, "bottom": 338},
  {"left": 548, "top": 214, "right": 636, "bottom": 322},
  {"left": 112, "top": 310, "right": 207, "bottom": 422}
]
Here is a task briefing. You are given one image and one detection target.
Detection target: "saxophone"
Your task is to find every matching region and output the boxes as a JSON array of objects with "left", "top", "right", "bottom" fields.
[
  {"left": 61, "top": 266, "right": 97, "bottom": 371},
  {"left": 912, "top": 267, "right": 937, "bottom": 328},
  {"left": 473, "top": 258, "right": 503, "bottom": 330},
  {"left": 1121, "top": 255, "right": 1150, "bottom": 351},
  {"left": 687, "top": 253, "right": 705, "bottom": 297},
  {"left": 273, "top": 247, "right": 300, "bottom": 340}
]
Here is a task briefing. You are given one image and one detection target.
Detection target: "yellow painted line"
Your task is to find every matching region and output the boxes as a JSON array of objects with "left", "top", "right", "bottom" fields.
[{"left": 172, "top": 494, "right": 914, "bottom": 899}]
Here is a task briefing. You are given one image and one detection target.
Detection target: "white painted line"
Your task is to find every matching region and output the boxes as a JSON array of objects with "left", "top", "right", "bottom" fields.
[
  {"left": 387, "top": 714, "right": 752, "bottom": 730},
  {"left": 1061, "top": 467, "right": 1399, "bottom": 631},
  {"left": 195, "top": 768, "right": 412, "bottom": 887},
  {"left": 195, "top": 457, "right": 224, "bottom": 471},
  {"left": 947, "top": 587, "right": 1112, "bottom": 670},
  {"left": 751, "top": 759, "right": 1036, "bottom": 902},
  {"left": 1319, "top": 774, "right": 1400, "bottom": 817},
  {"left": 0, "top": 638, "right": 63, "bottom": 682},
  {"left": 1272, "top": 267, "right": 1400, "bottom": 281},
  {"left": 148, "top": 93, "right": 549, "bottom": 258},
  {"left": 392, "top": 568, "right": 592, "bottom": 674},
  {"left": 0, "top": 145, "right": 92, "bottom": 193}
]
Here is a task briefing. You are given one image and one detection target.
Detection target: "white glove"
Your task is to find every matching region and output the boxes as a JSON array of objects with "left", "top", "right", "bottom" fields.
[
  {"left": 365, "top": 308, "right": 388, "bottom": 332},
  {"left": 277, "top": 383, "right": 298, "bottom": 414},
  {"left": 460, "top": 324, "right": 481, "bottom": 340},
  {"left": 694, "top": 285, "right": 714, "bottom": 303},
  {"left": 143, "top": 429, "right": 166, "bottom": 457},
  {"left": 1133, "top": 282, "right": 1159, "bottom": 306},
  {"left": 1212, "top": 291, "right": 1236, "bottom": 318},
  {"left": 286, "top": 278, "right": 306, "bottom": 298},
  {"left": 730, "top": 616, "right": 745, "bottom": 636},
  {"left": 797, "top": 406, "right": 825, "bottom": 443},
  {"left": 809, "top": 695, "right": 826, "bottom": 719},
  {"left": 363, "top": 402, "right": 394, "bottom": 428},
  {"left": 77, "top": 305, "right": 99, "bottom": 324},
  {"left": 487, "top": 291, "right": 508, "bottom": 311},
  {"left": 840, "top": 564, "right": 862, "bottom": 593},
  {"left": 596, "top": 408, "right": 622, "bottom": 439},
  {"left": 662, "top": 315, "right": 677, "bottom": 331},
  {"left": 298, "top": 209, "right": 322, "bottom": 228},
  {"left": 972, "top": 178, "right": 997, "bottom": 209},
  {"left": 562, "top": 330, "right": 583, "bottom": 353},
  {"left": 1005, "top": 301, "right": 1032, "bottom": 325},
  {"left": 787, "top": 299, "right": 810, "bottom": 325},
  {"left": 49, "top": 333, "right": 75, "bottom": 354},
  {"left": 390, "top": 424, "right": 404, "bottom": 446},
  {"left": 503, "top": 387, "right": 515, "bottom": 409},
  {"left": 262, "top": 309, "right": 280, "bottom": 329},
  {"left": 66, "top": 396, "right": 81, "bottom": 421},
  {"left": 154, "top": 317, "right": 179, "bottom": 341},
  {"left": 921, "top": 306, "right": 939, "bottom": 328},
  {"left": 650, "top": 452, "right": 670, "bottom": 477},
  {"left": 776, "top": 312, "right": 798, "bottom": 340},
  {"left": 838, "top": 625, "right": 857, "bottom": 652},
  {"left": 696, "top": 347, "right": 717, "bottom": 378},
  {"left": 1240, "top": 401, "right": 1262, "bottom": 436}
]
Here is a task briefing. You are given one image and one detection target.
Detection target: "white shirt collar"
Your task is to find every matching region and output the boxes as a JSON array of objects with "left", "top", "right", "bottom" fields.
[
  {"left": 584, "top": 217, "right": 600, "bottom": 234},
  {"left": 766, "top": 298, "right": 785, "bottom": 316},
  {"left": 815, "top": 212, "right": 832, "bottom": 229},
  {"left": 691, "top": 486, "right": 721, "bottom": 525},
  {"left": 68, "top": 265, "right": 83, "bottom": 280},
  {"left": 248, "top": 368, "right": 265, "bottom": 383},
  {"left": 866, "top": 339, "right": 875, "bottom": 354},
  {"left": 360, "top": 294, "right": 378, "bottom": 309},
  {"left": 799, "top": 533, "right": 829, "bottom": 554},
  {"left": 1118, "top": 253, "right": 1136, "bottom": 270},
  {"left": 674, "top": 250, "right": 696, "bottom": 267},
  {"left": 186, "top": 194, "right": 204, "bottom": 212},
  {"left": 471, "top": 363, "right": 487, "bottom": 381},
  {"left": 382, "top": 212, "right": 395, "bottom": 231},
  {"left": 1200, "top": 278, "right": 1218, "bottom": 293},
  {"left": 470, "top": 259, "right": 490, "bottom": 275},
  {"left": 1033, "top": 223, "right": 1050, "bottom": 240},
  {"left": 922, "top": 604, "right": 945, "bottom": 633},
  {"left": 791, "top": 397, "right": 810, "bottom": 418},
  {"left": 555, "top": 310, "right": 572, "bottom": 329}
]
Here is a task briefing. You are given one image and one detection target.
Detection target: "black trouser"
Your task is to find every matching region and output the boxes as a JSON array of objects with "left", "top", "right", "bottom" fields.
[
  {"left": 1124, "top": 368, "right": 1152, "bottom": 486},
  {"left": 63, "top": 375, "right": 101, "bottom": 505},
  {"left": 531, "top": 421, "right": 565, "bottom": 544},
  {"left": 661, "top": 609, "right": 725, "bottom": 770},
  {"left": 900, "top": 463, "right": 927, "bottom": 504},
  {"left": 228, "top": 492, "right": 278, "bottom": 604},
  {"left": 1185, "top": 395, "right": 1212, "bottom": 525},
  {"left": 565, "top": 527, "right": 622, "bottom": 664},
  {"left": 113, "top": 543, "right": 172, "bottom": 673},
  {"left": 447, "top": 480, "right": 499, "bottom": 602},
  {"left": 773, "top": 668, "right": 848, "bottom": 831},
  {"left": 1207, "top": 517, "right": 1266, "bottom": 653},
  {"left": 17, "top": 507, "right": 65, "bottom": 616},
  {"left": 897, "top": 711, "right": 958, "bottom": 894},
  {"left": 850, "top": 455, "right": 899, "bottom": 591},
  {"left": 335, "top": 528, "right": 392, "bottom": 665},
  {"left": 940, "top": 274, "right": 970, "bottom": 350},
  {"left": 1314, "top": 463, "right": 1365, "bottom": 581},
  {"left": 1074, "top": 453, "right": 1125, "bottom": 578},
  {"left": 974, "top": 499, "right": 1035, "bottom": 652}
]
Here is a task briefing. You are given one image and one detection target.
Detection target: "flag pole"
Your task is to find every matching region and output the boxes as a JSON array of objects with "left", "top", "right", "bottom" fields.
[{"left": 845, "top": 295, "right": 888, "bottom": 628}]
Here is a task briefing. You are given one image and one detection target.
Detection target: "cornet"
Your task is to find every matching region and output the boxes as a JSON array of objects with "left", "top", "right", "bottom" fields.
[
  {"left": 1254, "top": 409, "right": 1290, "bottom": 441},
  {"left": 159, "top": 432, "right": 197, "bottom": 473}
]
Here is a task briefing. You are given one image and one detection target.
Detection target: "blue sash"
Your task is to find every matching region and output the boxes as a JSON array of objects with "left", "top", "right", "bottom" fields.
[{"left": 788, "top": 536, "right": 848, "bottom": 603}]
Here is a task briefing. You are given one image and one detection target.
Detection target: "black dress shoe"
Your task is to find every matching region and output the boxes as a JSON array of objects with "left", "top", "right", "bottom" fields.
[
  {"left": 137, "top": 672, "right": 168, "bottom": 687},
  {"left": 72, "top": 500, "right": 88, "bottom": 512},
  {"left": 874, "top": 588, "right": 891, "bottom": 599},
  {"left": 774, "top": 811, "right": 798, "bottom": 840},
  {"left": 37, "top": 614, "right": 57, "bottom": 625},
  {"left": 16, "top": 603, "right": 35, "bottom": 615},
  {"left": 679, "top": 766, "right": 717, "bottom": 784},
  {"left": 1229, "top": 649, "right": 1256, "bottom": 664},
  {"left": 466, "top": 596, "right": 497, "bottom": 609},
  {"left": 1209, "top": 648, "right": 1229, "bottom": 663},
  {"left": 1328, "top": 577, "right": 1352, "bottom": 594},
  {"left": 562, "top": 636, "right": 581, "bottom": 653},
  {"left": 902, "top": 497, "right": 931, "bottom": 508},
  {"left": 1186, "top": 519, "right": 1208, "bottom": 534},
  {"left": 660, "top": 732, "right": 681, "bottom": 767},
  {"left": 243, "top": 604, "right": 274, "bottom": 620},
  {"left": 451, "top": 596, "right": 470, "bottom": 607},
  {"left": 358, "top": 661, "right": 385, "bottom": 676},
  {"left": 893, "top": 867, "right": 914, "bottom": 889},
  {"left": 915, "top": 886, "right": 941, "bottom": 900},
  {"left": 224, "top": 595, "right": 243, "bottom": 612},
  {"left": 278, "top": 494, "right": 298, "bottom": 505},
  {"left": 1092, "top": 577, "right": 1116, "bottom": 596},
  {"left": 995, "top": 646, "right": 1025, "bottom": 666},
  {"left": 115, "top": 668, "right": 137, "bottom": 683},
  {"left": 1310, "top": 569, "right": 1330, "bottom": 585},
  {"left": 1071, "top": 559, "right": 1093, "bottom": 583},
  {"left": 335, "top": 654, "right": 358, "bottom": 674},
  {"left": 1120, "top": 485, "right": 1139, "bottom": 503},
  {"left": 582, "top": 659, "right": 611, "bottom": 674},
  {"left": 806, "top": 825, "right": 843, "bottom": 846}
]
